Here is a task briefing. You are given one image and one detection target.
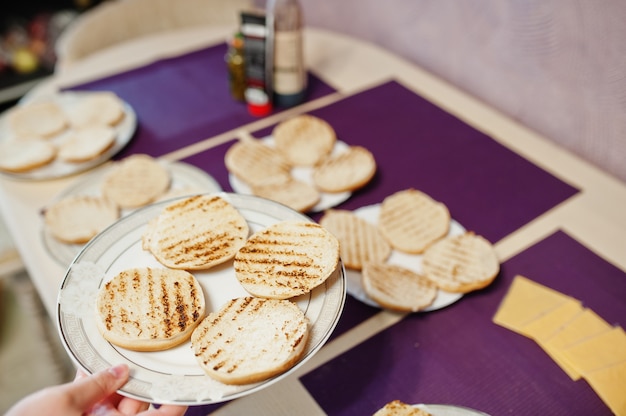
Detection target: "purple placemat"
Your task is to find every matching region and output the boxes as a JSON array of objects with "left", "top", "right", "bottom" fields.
[
  {"left": 300, "top": 230, "right": 625, "bottom": 415},
  {"left": 64, "top": 43, "right": 336, "bottom": 158},
  {"left": 253, "top": 80, "right": 579, "bottom": 244}
]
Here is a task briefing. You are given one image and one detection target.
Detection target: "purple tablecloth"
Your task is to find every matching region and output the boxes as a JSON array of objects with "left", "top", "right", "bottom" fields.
[
  {"left": 301, "top": 230, "right": 625, "bottom": 415},
  {"left": 65, "top": 43, "right": 336, "bottom": 158}
]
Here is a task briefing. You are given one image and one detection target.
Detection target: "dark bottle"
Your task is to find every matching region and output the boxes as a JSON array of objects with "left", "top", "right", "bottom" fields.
[{"left": 266, "top": 0, "right": 307, "bottom": 108}]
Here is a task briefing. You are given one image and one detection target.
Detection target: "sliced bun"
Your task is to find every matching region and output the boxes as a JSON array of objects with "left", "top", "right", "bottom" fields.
[
  {"left": 44, "top": 195, "right": 120, "bottom": 244},
  {"left": 191, "top": 297, "right": 308, "bottom": 385},
  {"left": 146, "top": 195, "right": 249, "bottom": 270},
  {"left": 57, "top": 126, "right": 116, "bottom": 163},
  {"left": 421, "top": 232, "right": 499, "bottom": 293},
  {"left": 312, "top": 145, "right": 376, "bottom": 193},
  {"left": 362, "top": 262, "right": 438, "bottom": 313},
  {"left": 0, "top": 138, "right": 56, "bottom": 173},
  {"left": 272, "top": 114, "right": 336, "bottom": 166},
  {"left": 96, "top": 267, "right": 205, "bottom": 351},
  {"left": 378, "top": 189, "right": 450, "bottom": 254},
  {"left": 251, "top": 178, "right": 320, "bottom": 213},
  {"left": 374, "top": 400, "right": 432, "bottom": 416},
  {"left": 67, "top": 91, "right": 126, "bottom": 127},
  {"left": 319, "top": 209, "right": 391, "bottom": 270},
  {"left": 225, "top": 139, "right": 291, "bottom": 187},
  {"left": 234, "top": 220, "right": 339, "bottom": 299},
  {"left": 8, "top": 101, "right": 67, "bottom": 137},
  {"left": 101, "top": 154, "right": 171, "bottom": 208}
]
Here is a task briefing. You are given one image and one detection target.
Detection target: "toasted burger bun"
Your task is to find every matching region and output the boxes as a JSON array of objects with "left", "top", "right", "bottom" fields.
[
  {"left": 234, "top": 220, "right": 339, "bottom": 299},
  {"left": 378, "top": 188, "right": 450, "bottom": 254},
  {"left": 224, "top": 139, "right": 292, "bottom": 187},
  {"left": 191, "top": 297, "right": 309, "bottom": 385},
  {"left": 421, "top": 232, "right": 499, "bottom": 293},
  {"left": 272, "top": 114, "right": 336, "bottom": 166},
  {"left": 95, "top": 267, "right": 205, "bottom": 351},
  {"left": 8, "top": 101, "right": 67, "bottom": 138},
  {"left": 251, "top": 178, "right": 320, "bottom": 213},
  {"left": 44, "top": 195, "right": 119, "bottom": 244},
  {"left": 312, "top": 145, "right": 377, "bottom": 193},
  {"left": 146, "top": 194, "right": 249, "bottom": 270},
  {"left": 0, "top": 138, "right": 56, "bottom": 173},
  {"left": 374, "top": 400, "right": 432, "bottom": 416},
  {"left": 362, "top": 262, "right": 438, "bottom": 313},
  {"left": 319, "top": 209, "right": 391, "bottom": 270}
]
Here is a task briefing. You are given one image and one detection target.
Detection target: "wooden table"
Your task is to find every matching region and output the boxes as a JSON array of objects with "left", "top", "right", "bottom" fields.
[{"left": 0, "top": 25, "right": 624, "bottom": 415}]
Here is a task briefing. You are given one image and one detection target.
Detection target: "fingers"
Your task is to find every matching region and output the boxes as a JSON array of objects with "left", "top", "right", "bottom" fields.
[
  {"left": 62, "top": 364, "right": 130, "bottom": 411},
  {"left": 151, "top": 404, "right": 189, "bottom": 416}
]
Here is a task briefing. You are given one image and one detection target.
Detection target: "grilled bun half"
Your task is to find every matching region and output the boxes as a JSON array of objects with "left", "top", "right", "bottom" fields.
[
  {"left": 95, "top": 267, "right": 205, "bottom": 351},
  {"left": 234, "top": 220, "right": 339, "bottom": 299},
  {"left": 191, "top": 297, "right": 309, "bottom": 385},
  {"left": 144, "top": 194, "right": 249, "bottom": 270}
]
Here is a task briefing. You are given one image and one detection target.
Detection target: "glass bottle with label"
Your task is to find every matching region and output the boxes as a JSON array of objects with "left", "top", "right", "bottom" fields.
[{"left": 266, "top": 0, "right": 307, "bottom": 108}]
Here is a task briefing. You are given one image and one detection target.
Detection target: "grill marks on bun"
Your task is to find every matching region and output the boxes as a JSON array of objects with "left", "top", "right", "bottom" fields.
[
  {"left": 378, "top": 188, "right": 450, "bottom": 254},
  {"left": 145, "top": 195, "right": 249, "bottom": 270},
  {"left": 421, "top": 232, "right": 499, "bottom": 293},
  {"left": 234, "top": 220, "right": 339, "bottom": 299},
  {"left": 191, "top": 297, "right": 309, "bottom": 385},
  {"left": 95, "top": 267, "right": 205, "bottom": 351}
]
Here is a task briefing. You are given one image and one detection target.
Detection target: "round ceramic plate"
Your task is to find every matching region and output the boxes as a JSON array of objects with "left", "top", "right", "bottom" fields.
[
  {"left": 229, "top": 137, "right": 351, "bottom": 212},
  {"left": 57, "top": 192, "right": 346, "bottom": 405},
  {"left": 414, "top": 404, "right": 490, "bottom": 415},
  {"left": 0, "top": 91, "right": 137, "bottom": 180},
  {"left": 42, "top": 161, "right": 222, "bottom": 267},
  {"left": 345, "top": 204, "right": 465, "bottom": 311}
]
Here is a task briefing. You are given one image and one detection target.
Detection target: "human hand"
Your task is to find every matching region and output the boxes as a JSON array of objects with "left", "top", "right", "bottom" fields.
[{"left": 6, "top": 364, "right": 188, "bottom": 416}]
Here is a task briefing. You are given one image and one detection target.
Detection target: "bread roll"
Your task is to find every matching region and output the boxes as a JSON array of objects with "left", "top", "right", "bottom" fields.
[
  {"left": 191, "top": 297, "right": 308, "bottom": 385},
  {"left": 0, "top": 138, "right": 56, "bottom": 173},
  {"left": 95, "top": 267, "right": 205, "bottom": 351},
  {"left": 362, "top": 262, "right": 438, "bottom": 313},
  {"left": 44, "top": 195, "right": 119, "bottom": 244},
  {"left": 225, "top": 139, "right": 291, "bottom": 187},
  {"left": 57, "top": 126, "right": 116, "bottom": 163},
  {"left": 8, "top": 101, "right": 67, "bottom": 137},
  {"left": 146, "top": 194, "right": 249, "bottom": 270},
  {"left": 378, "top": 189, "right": 450, "bottom": 254},
  {"left": 251, "top": 178, "right": 320, "bottom": 213},
  {"left": 272, "top": 114, "right": 336, "bottom": 166},
  {"left": 234, "top": 220, "right": 339, "bottom": 299},
  {"left": 374, "top": 400, "right": 431, "bottom": 416},
  {"left": 67, "top": 91, "right": 126, "bottom": 127},
  {"left": 101, "top": 154, "right": 171, "bottom": 208},
  {"left": 421, "top": 232, "right": 499, "bottom": 293},
  {"left": 319, "top": 209, "right": 391, "bottom": 270},
  {"left": 312, "top": 145, "right": 376, "bottom": 193}
]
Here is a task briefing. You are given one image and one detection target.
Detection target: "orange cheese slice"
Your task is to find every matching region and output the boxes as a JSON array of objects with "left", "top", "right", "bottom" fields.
[{"left": 493, "top": 275, "right": 574, "bottom": 334}]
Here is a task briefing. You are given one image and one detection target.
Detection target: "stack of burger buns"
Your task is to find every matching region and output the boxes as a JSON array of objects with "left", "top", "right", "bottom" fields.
[
  {"left": 225, "top": 114, "right": 377, "bottom": 213},
  {"left": 95, "top": 194, "right": 341, "bottom": 386}
]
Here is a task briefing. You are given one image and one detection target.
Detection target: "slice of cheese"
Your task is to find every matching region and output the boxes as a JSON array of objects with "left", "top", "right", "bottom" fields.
[
  {"left": 520, "top": 298, "right": 583, "bottom": 341},
  {"left": 560, "top": 327, "right": 626, "bottom": 377},
  {"left": 585, "top": 360, "right": 626, "bottom": 416},
  {"left": 543, "top": 308, "right": 613, "bottom": 380},
  {"left": 493, "top": 275, "right": 574, "bottom": 334}
]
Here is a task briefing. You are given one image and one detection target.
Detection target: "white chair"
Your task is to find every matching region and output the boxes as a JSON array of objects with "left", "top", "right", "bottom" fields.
[{"left": 54, "top": 0, "right": 254, "bottom": 71}]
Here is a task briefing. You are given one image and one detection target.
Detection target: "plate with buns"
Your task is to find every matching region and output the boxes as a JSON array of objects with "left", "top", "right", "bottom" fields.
[
  {"left": 0, "top": 91, "right": 136, "bottom": 180},
  {"left": 337, "top": 203, "right": 465, "bottom": 312},
  {"left": 42, "top": 156, "right": 222, "bottom": 267},
  {"left": 226, "top": 114, "right": 377, "bottom": 213},
  {"left": 57, "top": 192, "right": 346, "bottom": 405}
]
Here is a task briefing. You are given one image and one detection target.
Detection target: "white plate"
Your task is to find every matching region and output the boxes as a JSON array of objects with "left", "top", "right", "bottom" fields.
[
  {"left": 415, "top": 404, "right": 490, "bottom": 416},
  {"left": 229, "top": 137, "right": 352, "bottom": 212},
  {"left": 56, "top": 192, "right": 346, "bottom": 405},
  {"left": 42, "top": 161, "right": 222, "bottom": 267},
  {"left": 0, "top": 91, "right": 137, "bottom": 180},
  {"left": 346, "top": 204, "right": 464, "bottom": 311}
]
